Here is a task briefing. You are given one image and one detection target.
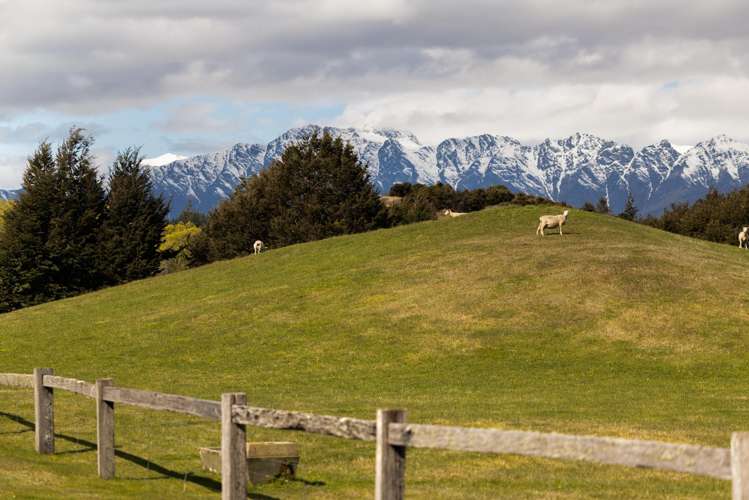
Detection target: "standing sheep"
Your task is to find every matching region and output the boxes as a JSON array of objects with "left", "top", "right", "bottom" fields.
[
  {"left": 253, "top": 240, "right": 264, "bottom": 255},
  {"left": 536, "top": 209, "right": 570, "bottom": 236},
  {"left": 739, "top": 227, "right": 748, "bottom": 248}
]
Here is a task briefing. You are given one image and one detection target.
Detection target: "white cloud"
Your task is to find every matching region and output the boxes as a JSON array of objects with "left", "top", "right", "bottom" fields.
[
  {"left": 2, "top": 0, "right": 749, "bottom": 186},
  {"left": 335, "top": 79, "right": 749, "bottom": 147}
]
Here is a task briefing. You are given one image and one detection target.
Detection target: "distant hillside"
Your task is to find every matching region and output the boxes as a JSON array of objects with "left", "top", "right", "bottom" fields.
[
  {"left": 0, "top": 206, "right": 745, "bottom": 498},
  {"left": 146, "top": 125, "right": 749, "bottom": 217}
]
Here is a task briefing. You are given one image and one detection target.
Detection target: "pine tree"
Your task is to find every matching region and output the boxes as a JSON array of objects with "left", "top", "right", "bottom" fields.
[
  {"left": 100, "top": 148, "right": 169, "bottom": 284},
  {"left": 0, "top": 142, "right": 59, "bottom": 310},
  {"left": 595, "top": 196, "right": 610, "bottom": 214},
  {"left": 620, "top": 192, "right": 638, "bottom": 221},
  {"left": 45, "top": 129, "right": 107, "bottom": 294}
]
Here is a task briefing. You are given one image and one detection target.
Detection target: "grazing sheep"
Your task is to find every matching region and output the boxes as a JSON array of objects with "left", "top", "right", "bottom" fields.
[
  {"left": 253, "top": 240, "right": 264, "bottom": 255},
  {"left": 442, "top": 209, "right": 467, "bottom": 218},
  {"left": 739, "top": 227, "right": 748, "bottom": 248},
  {"left": 536, "top": 209, "right": 570, "bottom": 236}
]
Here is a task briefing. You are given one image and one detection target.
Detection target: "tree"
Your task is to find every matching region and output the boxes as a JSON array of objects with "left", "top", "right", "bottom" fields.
[
  {"left": 202, "top": 132, "right": 387, "bottom": 260},
  {"left": 0, "top": 142, "right": 59, "bottom": 310},
  {"left": 595, "top": 196, "right": 610, "bottom": 214},
  {"left": 581, "top": 201, "right": 595, "bottom": 212},
  {"left": 159, "top": 221, "right": 201, "bottom": 273},
  {"left": 619, "top": 192, "right": 638, "bottom": 221},
  {"left": 0, "top": 201, "right": 12, "bottom": 231},
  {"left": 46, "top": 129, "right": 108, "bottom": 294},
  {"left": 0, "top": 130, "right": 108, "bottom": 310},
  {"left": 176, "top": 201, "right": 208, "bottom": 227},
  {"left": 100, "top": 148, "right": 169, "bottom": 284},
  {"left": 387, "top": 189, "right": 437, "bottom": 225}
]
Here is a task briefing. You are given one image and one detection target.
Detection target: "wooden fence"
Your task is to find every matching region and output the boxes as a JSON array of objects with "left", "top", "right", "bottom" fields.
[{"left": 0, "top": 368, "right": 746, "bottom": 499}]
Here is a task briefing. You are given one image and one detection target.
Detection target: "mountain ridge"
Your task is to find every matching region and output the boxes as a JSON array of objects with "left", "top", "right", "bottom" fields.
[
  {"left": 6, "top": 126, "right": 749, "bottom": 217},
  {"left": 151, "top": 125, "right": 749, "bottom": 217}
]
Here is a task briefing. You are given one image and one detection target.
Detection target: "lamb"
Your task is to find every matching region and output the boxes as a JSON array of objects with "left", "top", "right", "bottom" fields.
[
  {"left": 536, "top": 209, "right": 570, "bottom": 236},
  {"left": 253, "top": 240, "right": 264, "bottom": 255},
  {"left": 442, "top": 209, "right": 467, "bottom": 218},
  {"left": 739, "top": 227, "right": 749, "bottom": 248}
]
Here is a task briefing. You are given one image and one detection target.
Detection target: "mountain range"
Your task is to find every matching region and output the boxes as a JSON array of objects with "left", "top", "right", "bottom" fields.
[
  {"left": 5, "top": 125, "right": 749, "bottom": 217},
  {"left": 0, "top": 189, "right": 21, "bottom": 202}
]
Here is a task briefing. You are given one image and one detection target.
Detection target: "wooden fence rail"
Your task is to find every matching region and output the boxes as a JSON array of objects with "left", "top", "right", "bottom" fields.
[
  {"left": 387, "top": 423, "right": 733, "bottom": 480},
  {"left": 103, "top": 386, "right": 221, "bottom": 420},
  {"left": 232, "top": 405, "right": 376, "bottom": 441},
  {"left": 0, "top": 368, "right": 747, "bottom": 499},
  {"left": 43, "top": 375, "right": 96, "bottom": 398}
]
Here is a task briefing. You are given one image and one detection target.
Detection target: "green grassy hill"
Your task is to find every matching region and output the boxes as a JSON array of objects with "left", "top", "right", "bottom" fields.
[{"left": 1, "top": 205, "right": 748, "bottom": 498}]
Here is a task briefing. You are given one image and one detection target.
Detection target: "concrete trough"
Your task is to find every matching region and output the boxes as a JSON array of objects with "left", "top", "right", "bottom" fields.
[{"left": 199, "top": 442, "right": 300, "bottom": 485}]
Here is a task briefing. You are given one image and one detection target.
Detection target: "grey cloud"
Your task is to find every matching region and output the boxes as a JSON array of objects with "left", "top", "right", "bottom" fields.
[
  {"left": 2, "top": 0, "right": 749, "bottom": 112},
  {"left": 0, "top": 0, "right": 748, "bottom": 152}
]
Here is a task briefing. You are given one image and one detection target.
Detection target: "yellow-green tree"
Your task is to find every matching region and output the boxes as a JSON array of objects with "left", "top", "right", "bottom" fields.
[
  {"left": 0, "top": 201, "right": 11, "bottom": 231},
  {"left": 159, "top": 222, "right": 201, "bottom": 273}
]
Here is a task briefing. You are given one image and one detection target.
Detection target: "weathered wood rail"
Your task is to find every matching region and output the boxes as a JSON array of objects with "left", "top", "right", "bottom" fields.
[{"left": 0, "top": 367, "right": 746, "bottom": 499}]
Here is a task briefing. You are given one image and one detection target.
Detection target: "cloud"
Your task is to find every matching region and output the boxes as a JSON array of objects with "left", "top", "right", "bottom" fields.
[
  {"left": 2, "top": 0, "right": 749, "bottom": 186},
  {"left": 156, "top": 102, "right": 232, "bottom": 134},
  {"left": 335, "top": 78, "right": 749, "bottom": 147},
  {"left": 2, "top": 0, "right": 749, "bottom": 114}
]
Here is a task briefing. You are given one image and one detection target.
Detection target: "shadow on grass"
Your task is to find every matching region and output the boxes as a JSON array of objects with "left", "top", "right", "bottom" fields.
[
  {"left": 285, "top": 476, "right": 326, "bottom": 486},
  {"left": 0, "top": 411, "right": 281, "bottom": 499}
]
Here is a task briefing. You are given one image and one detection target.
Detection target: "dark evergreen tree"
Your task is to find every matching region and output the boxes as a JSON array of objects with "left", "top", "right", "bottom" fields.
[
  {"left": 619, "top": 192, "right": 638, "bottom": 221},
  {"left": 45, "top": 129, "right": 107, "bottom": 294},
  {"left": 0, "top": 142, "right": 58, "bottom": 311},
  {"left": 176, "top": 201, "right": 209, "bottom": 227},
  {"left": 581, "top": 201, "right": 596, "bottom": 212},
  {"left": 388, "top": 183, "right": 418, "bottom": 197},
  {"left": 595, "top": 196, "right": 610, "bottom": 214},
  {"left": 100, "top": 148, "right": 169, "bottom": 284},
  {"left": 202, "top": 132, "right": 387, "bottom": 260}
]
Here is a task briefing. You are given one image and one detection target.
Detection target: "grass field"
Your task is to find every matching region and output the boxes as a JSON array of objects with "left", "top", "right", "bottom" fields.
[{"left": 1, "top": 205, "right": 749, "bottom": 498}]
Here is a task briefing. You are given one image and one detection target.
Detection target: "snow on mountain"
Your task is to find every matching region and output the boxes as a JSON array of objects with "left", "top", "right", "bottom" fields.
[
  {"left": 0, "top": 189, "right": 21, "bottom": 201},
  {"left": 671, "top": 144, "right": 693, "bottom": 154},
  {"left": 150, "top": 143, "right": 266, "bottom": 214},
  {"left": 647, "top": 135, "right": 749, "bottom": 215},
  {"left": 147, "top": 126, "right": 749, "bottom": 217},
  {"left": 143, "top": 153, "right": 188, "bottom": 167}
]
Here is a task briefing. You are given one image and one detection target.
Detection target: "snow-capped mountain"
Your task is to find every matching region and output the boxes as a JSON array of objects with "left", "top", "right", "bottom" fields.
[
  {"left": 0, "top": 189, "right": 21, "bottom": 201},
  {"left": 143, "top": 125, "right": 749, "bottom": 217},
  {"left": 142, "top": 153, "right": 188, "bottom": 167}
]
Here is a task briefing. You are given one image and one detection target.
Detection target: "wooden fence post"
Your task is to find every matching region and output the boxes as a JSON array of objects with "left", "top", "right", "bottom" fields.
[
  {"left": 33, "top": 368, "right": 54, "bottom": 454},
  {"left": 96, "top": 378, "right": 115, "bottom": 479},
  {"left": 221, "top": 393, "right": 247, "bottom": 500},
  {"left": 733, "top": 433, "right": 749, "bottom": 500},
  {"left": 375, "top": 409, "right": 406, "bottom": 500}
]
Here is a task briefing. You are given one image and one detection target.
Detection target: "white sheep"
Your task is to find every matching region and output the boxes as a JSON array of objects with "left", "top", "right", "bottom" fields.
[
  {"left": 253, "top": 240, "right": 264, "bottom": 255},
  {"left": 739, "top": 227, "right": 748, "bottom": 248},
  {"left": 442, "top": 209, "right": 467, "bottom": 218},
  {"left": 536, "top": 209, "right": 570, "bottom": 236}
]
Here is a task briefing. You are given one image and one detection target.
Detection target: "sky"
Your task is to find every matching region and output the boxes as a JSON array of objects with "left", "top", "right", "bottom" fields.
[{"left": 2, "top": 0, "right": 749, "bottom": 188}]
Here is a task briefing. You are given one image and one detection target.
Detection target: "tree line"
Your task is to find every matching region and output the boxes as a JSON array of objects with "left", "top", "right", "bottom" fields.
[
  {"left": 0, "top": 129, "right": 167, "bottom": 312},
  {"left": 641, "top": 187, "right": 749, "bottom": 244},
  {"left": 177, "top": 133, "right": 558, "bottom": 266},
  {"left": 0, "top": 130, "right": 560, "bottom": 312}
]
